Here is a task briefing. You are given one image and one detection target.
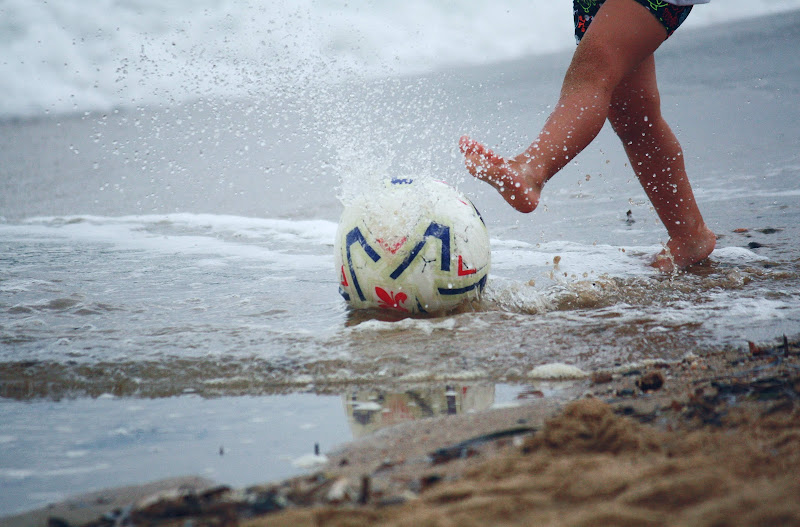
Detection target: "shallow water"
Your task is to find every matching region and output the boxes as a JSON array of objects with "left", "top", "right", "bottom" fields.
[
  {"left": 2, "top": 10, "right": 800, "bottom": 519},
  {"left": 1, "top": 213, "right": 796, "bottom": 391}
]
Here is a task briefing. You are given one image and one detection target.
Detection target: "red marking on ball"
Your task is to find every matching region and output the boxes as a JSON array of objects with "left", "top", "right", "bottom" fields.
[
  {"left": 457, "top": 255, "right": 477, "bottom": 276},
  {"left": 375, "top": 287, "right": 408, "bottom": 311}
]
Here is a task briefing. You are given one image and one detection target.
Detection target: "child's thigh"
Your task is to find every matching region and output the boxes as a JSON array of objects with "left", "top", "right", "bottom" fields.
[
  {"left": 574, "top": 0, "right": 693, "bottom": 42},
  {"left": 570, "top": 0, "right": 665, "bottom": 88}
]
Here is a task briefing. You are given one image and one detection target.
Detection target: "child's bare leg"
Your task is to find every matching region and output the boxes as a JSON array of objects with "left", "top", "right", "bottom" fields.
[
  {"left": 608, "top": 56, "right": 715, "bottom": 271},
  {"left": 461, "top": 0, "right": 667, "bottom": 214}
]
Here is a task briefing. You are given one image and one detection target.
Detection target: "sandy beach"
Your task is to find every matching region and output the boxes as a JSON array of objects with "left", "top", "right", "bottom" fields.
[
  {"left": 258, "top": 342, "right": 800, "bottom": 527},
  {"left": 4, "top": 336, "right": 798, "bottom": 526}
]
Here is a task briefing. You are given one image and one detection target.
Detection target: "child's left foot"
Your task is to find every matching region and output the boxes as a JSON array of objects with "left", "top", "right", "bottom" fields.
[{"left": 652, "top": 225, "right": 716, "bottom": 273}]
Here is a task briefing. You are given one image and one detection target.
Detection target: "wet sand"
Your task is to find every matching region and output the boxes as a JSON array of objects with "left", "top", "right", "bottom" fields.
[{"left": 5, "top": 336, "right": 798, "bottom": 526}]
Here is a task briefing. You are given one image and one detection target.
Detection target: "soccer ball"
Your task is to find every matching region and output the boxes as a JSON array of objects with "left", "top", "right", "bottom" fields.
[{"left": 335, "top": 178, "right": 490, "bottom": 315}]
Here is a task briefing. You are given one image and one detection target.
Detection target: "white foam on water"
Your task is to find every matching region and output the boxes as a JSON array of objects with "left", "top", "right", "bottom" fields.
[
  {"left": 491, "top": 239, "right": 659, "bottom": 278},
  {"left": 706, "top": 296, "right": 795, "bottom": 325},
  {"left": 478, "top": 238, "right": 792, "bottom": 337},
  {"left": 2, "top": 209, "right": 797, "bottom": 370},
  {"left": 0, "top": 279, "right": 53, "bottom": 293},
  {"left": 1, "top": 214, "right": 338, "bottom": 271},
  {"left": 333, "top": 233, "right": 787, "bottom": 334},
  {"left": 491, "top": 241, "right": 768, "bottom": 280},
  {"left": 712, "top": 246, "right": 771, "bottom": 262},
  {"left": 0, "top": 469, "right": 36, "bottom": 480},
  {"left": 3, "top": 0, "right": 800, "bottom": 119},
  {"left": 0, "top": 464, "right": 112, "bottom": 481},
  {"left": 351, "top": 316, "right": 458, "bottom": 335}
]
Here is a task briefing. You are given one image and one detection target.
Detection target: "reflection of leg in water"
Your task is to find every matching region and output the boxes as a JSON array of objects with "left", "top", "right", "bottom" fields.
[
  {"left": 351, "top": 407, "right": 375, "bottom": 427},
  {"left": 343, "top": 385, "right": 496, "bottom": 437},
  {"left": 349, "top": 391, "right": 382, "bottom": 427},
  {"left": 446, "top": 385, "right": 458, "bottom": 415},
  {"left": 407, "top": 390, "right": 435, "bottom": 418}
]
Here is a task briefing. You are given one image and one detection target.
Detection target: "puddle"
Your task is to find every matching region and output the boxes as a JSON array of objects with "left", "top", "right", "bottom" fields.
[{"left": 0, "top": 381, "right": 586, "bottom": 517}]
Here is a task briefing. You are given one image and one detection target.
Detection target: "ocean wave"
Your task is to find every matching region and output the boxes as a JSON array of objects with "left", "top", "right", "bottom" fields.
[{"left": 2, "top": 0, "right": 800, "bottom": 118}]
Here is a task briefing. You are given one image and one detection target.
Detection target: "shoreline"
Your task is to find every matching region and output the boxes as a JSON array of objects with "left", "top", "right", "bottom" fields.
[{"left": 4, "top": 336, "right": 798, "bottom": 526}]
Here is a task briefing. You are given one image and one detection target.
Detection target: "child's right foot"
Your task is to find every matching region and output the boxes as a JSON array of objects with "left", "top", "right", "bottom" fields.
[
  {"left": 652, "top": 225, "right": 717, "bottom": 273},
  {"left": 459, "top": 136, "right": 543, "bottom": 213}
]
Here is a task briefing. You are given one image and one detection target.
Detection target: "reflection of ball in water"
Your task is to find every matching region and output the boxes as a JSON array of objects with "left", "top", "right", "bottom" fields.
[{"left": 335, "top": 178, "right": 490, "bottom": 314}]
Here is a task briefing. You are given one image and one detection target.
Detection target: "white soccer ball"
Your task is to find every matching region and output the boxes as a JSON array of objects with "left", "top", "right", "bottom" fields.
[{"left": 335, "top": 178, "right": 490, "bottom": 315}]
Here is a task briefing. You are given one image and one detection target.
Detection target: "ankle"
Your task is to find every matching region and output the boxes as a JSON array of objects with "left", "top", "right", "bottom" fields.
[
  {"left": 654, "top": 224, "right": 716, "bottom": 272},
  {"left": 510, "top": 155, "right": 544, "bottom": 192},
  {"left": 668, "top": 218, "right": 710, "bottom": 242}
]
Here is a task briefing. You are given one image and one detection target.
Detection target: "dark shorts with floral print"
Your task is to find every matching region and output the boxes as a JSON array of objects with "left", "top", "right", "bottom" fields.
[{"left": 574, "top": 0, "right": 693, "bottom": 43}]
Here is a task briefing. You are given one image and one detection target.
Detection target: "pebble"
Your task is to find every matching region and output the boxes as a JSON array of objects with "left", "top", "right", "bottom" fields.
[{"left": 636, "top": 371, "right": 665, "bottom": 392}]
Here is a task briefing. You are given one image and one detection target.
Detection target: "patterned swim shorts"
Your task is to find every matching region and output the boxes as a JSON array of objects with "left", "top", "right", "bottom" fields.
[{"left": 574, "top": 0, "right": 693, "bottom": 43}]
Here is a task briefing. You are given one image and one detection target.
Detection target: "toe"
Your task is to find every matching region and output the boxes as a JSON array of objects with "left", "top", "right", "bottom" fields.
[{"left": 459, "top": 135, "right": 477, "bottom": 155}]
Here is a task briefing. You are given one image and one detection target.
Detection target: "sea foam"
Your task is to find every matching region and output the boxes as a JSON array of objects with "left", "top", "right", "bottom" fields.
[{"left": 3, "top": 0, "right": 800, "bottom": 119}]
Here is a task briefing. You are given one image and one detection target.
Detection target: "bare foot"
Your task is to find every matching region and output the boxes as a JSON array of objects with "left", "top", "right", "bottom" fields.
[
  {"left": 652, "top": 225, "right": 717, "bottom": 273},
  {"left": 459, "top": 136, "right": 543, "bottom": 213}
]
